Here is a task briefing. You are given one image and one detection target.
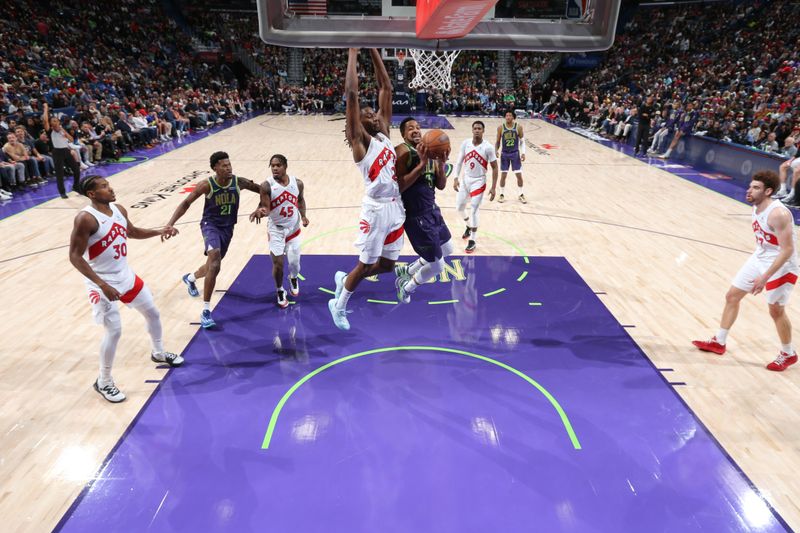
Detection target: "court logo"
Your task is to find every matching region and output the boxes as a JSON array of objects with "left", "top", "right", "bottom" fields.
[
  {"left": 132, "top": 170, "right": 211, "bottom": 208},
  {"left": 526, "top": 140, "right": 551, "bottom": 156}
]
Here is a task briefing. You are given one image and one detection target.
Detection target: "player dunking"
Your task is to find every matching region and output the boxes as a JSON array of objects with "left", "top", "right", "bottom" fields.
[
  {"left": 692, "top": 170, "right": 799, "bottom": 371},
  {"left": 328, "top": 48, "right": 405, "bottom": 330},
  {"left": 69, "top": 175, "right": 183, "bottom": 403},
  {"left": 394, "top": 117, "right": 453, "bottom": 303},
  {"left": 250, "top": 154, "right": 309, "bottom": 308},
  {"left": 495, "top": 110, "right": 526, "bottom": 204},
  {"left": 164, "top": 151, "right": 262, "bottom": 328},
  {"left": 454, "top": 121, "right": 498, "bottom": 254}
]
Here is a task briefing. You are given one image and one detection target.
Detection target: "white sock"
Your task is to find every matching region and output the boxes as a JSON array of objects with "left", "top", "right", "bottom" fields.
[
  {"left": 203, "top": 301, "right": 211, "bottom": 311},
  {"left": 336, "top": 288, "right": 353, "bottom": 310},
  {"left": 471, "top": 229, "right": 478, "bottom": 242},
  {"left": 408, "top": 258, "right": 426, "bottom": 276},
  {"left": 188, "top": 273, "right": 197, "bottom": 282},
  {"left": 664, "top": 148, "right": 672, "bottom": 157},
  {"left": 715, "top": 328, "right": 729, "bottom": 345},
  {"left": 499, "top": 186, "right": 505, "bottom": 195},
  {"left": 782, "top": 343, "right": 794, "bottom": 354},
  {"left": 519, "top": 185, "right": 525, "bottom": 195}
]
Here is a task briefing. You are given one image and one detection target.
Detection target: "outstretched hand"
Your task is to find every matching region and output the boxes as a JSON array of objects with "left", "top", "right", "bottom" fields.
[
  {"left": 249, "top": 206, "right": 269, "bottom": 223},
  {"left": 160, "top": 226, "right": 179, "bottom": 241}
]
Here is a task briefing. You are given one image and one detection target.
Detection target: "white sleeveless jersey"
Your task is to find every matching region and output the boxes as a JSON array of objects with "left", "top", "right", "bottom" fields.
[
  {"left": 752, "top": 200, "right": 797, "bottom": 264},
  {"left": 458, "top": 139, "right": 497, "bottom": 179},
  {"left": 82, "top": 203, "right": 133, "bottom": 283},
  {"left": 268, "top": 174, "right": 301, "bottom": 229},
  {"left": 357, "top": 132, "right": 400, "bottom": 200}
]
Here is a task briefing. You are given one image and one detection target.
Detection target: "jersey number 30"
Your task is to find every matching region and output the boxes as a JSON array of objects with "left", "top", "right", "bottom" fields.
[{"left": 112, "top": 243, "right": 127, "bottom": 259}]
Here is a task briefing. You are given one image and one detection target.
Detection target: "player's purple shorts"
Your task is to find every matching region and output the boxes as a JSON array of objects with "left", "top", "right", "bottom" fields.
[
  {"left": 501, "top": 153, "right": 522, "bottom": 172},
  {"left": 201, "top": 221, "right": 234, "bottom": 259},
  {"left": 404, "top": 206, "right": 452, "bottom": 263}
]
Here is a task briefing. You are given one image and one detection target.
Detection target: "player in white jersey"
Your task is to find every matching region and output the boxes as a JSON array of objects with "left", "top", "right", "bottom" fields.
[
  {"left": 693, "top": 170, "right": 800, "bottom": 371},
  {"left": 250, "top": 154, "right": 309, "bottom": 308},
  {"left": 453, "top": 120, "right": 499, "bottom": 254},
  {"left": 68, "top": 175, "right": 183, "bottom": 403},
  {"left": 327, "top": 48, "right": 405, "bottom": 331}
]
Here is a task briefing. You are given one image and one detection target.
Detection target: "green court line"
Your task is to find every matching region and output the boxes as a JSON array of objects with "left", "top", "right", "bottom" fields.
[
  {"left": 297, "top": 273, "right": 306, "bottom": 281},
  {"left": 481, "top": 231, "right": 530, "bottom": 263},
  {"left": 367, "top": 299, "right": 397, "bottom": 305},
  {"left": 517, "top": 271, "right": 528, "bottom": 282},
  {"left": 299, "top": 226, "right": 351, "bottom": 250},
  {"left": 428, "top": 299, "right": 459, "bottom": 305},
  {"left": 261, "top": 346, "right": 581, "bottom": 451},
  {"left": 318, "top": 287, "right": 335, "bottom": 295},
  {"left": 483, "top": 288, "right": 507, "bottom": 297},
  {"left": 529, "top": 302, "right": 543, "bottom": 306}
]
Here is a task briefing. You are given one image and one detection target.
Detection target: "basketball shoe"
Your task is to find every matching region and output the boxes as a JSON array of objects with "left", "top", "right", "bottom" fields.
[
  {"left": 277, "top": 289, "right": 289, "bottom": 308},
  {"left": 94, "top": 379, "right": 126, "bottom": 403},
  {"left": 519, "top": 194, "right": 527, "bottom": 204},
  {"left": 462, "top": 226, "right": 471, "bottom": 240},
  {"left": 395, "top": 274, "right": 411, "bottom": 304},
  {"left": 498, "top": 194, "right": 505, "bottom": 203},
  {"left": 328, "top": 299, "right": 351, "bottom": 331},
  {"left": 289, "top": 277, "right": 300, "bottom": 297},
  {"left": 182, "top": 273, "right": 199, "bottom": 297},
  {"left": 466, "top": 240, "right": 477, "bottom": 254},
  {"left": 766, "top": 351, "right": 798, "bottom": 372},
  {"left": 691, "top": 337, "right": 726, "bottom": 355},
  {"left": 394, "top": 263, "right": 409, "bottom": 279},
  {"left": 151, "top": 351, "right": 185, "bottom": 367},
  {"left": 200, "top": 309, "right": 216, "bottom": 329}
]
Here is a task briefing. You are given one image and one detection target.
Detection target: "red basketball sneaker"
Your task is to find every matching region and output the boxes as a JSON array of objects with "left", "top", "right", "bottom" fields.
[
  {"left": 692, "top": 337, "right": 726, "bottom": 355},
  {"left": 766, "top": 351, "right": 798, "bottom": 372}
]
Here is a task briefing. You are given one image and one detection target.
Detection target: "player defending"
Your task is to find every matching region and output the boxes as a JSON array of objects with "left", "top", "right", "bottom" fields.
[
  {"left": 249, "top": 154, "right": 309, "bottom": 308},
  {"left": 692, "top": 170, "right": 800, "bottom": 371},
  {"left": 495, "top": 110, "right": 526, "bottom": 203},
  {"left": 165, "top": 151, "right": 262, "bottom": 328},
  {"left": 454, "top": 121, "right": 498, "bottom": 254},
  {"left": 328, "top": 48, "right": 405, "bottom": 330},
  {"left": 69, "top": 175, "right": 183, "bottom": 403},
  {"left": 394, "top": 118, "right": 453, "bottom": 303}
]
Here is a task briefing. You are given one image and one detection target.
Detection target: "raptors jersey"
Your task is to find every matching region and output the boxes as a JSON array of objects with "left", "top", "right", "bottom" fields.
[
  {"left": 82, "top": 203, "right": 133, "bottom": 285},
  {"left": 357, "top": 132, "right": 400, "bottom": 200},
  {"left": 753, "top": 200, "right": 798, "bottom": 264},
  {"left": 268, "top": 175, "right": 301, "bottom": 229},
  {"left": 458, "top": 139, "right": 496, "bottom": 179}
]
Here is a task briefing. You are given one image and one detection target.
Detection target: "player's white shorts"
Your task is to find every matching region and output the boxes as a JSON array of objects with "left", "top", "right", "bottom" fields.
[
  {"left": 355, "top": 196, "right": 406, "bottom": 264},
  {"left": 462, "top": 175, "right": 487, "bottom": 198},
  {"left": 732, "top": 253, "right": 799, "bottom": 305},
  {"left": 268, "top": 222, "right": 301, "bottom": 256},
  {"left": 85, "top": 269, "right": 155, "bottom": 323}
]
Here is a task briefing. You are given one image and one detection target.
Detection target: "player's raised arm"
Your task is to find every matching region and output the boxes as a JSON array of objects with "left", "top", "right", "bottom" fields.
[
  {"left": 165, "top": 180, "right": 210, "bottom": 230},
  {"left": 345, "top": 48, "right": 368, "bottom": 161},
  {"left": 369, "top": 48, "right": 392, "bottom": 136}
]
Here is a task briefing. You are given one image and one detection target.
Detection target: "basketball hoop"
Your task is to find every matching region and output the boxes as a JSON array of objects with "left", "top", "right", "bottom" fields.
[{"left": 408, "top": 49, "right": 461, "bottom": 91}]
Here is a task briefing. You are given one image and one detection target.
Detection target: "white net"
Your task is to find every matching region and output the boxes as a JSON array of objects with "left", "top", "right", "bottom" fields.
[{"left": 408, "top": 49, "right": 461, "bottom": 91}]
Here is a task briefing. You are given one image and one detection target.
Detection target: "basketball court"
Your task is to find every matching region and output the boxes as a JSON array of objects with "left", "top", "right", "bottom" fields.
[{"left": 2, "top": 1, "right": 800, "bottom": 531}]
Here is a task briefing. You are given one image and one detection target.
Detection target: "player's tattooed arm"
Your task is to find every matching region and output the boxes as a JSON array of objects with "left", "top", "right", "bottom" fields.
[
  {"left": 164, "top": 179, "right": 210, "bottom": 231},
  {"left": 249, "top": 180, "right": 272, "bottom": 223},
  {"left": 297, "top": 179, "right": 309, "bottom": 227},
  {"left": 238, "top": 177, "right": 262, "bottom": 194}
]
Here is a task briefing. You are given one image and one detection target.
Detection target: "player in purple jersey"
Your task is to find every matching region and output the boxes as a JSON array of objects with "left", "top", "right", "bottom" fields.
[
  {"left": 394, "top": 118, "right": 453, "bottom": 303},
  {"left": 495, "top": 110, "right": 526, "bottom": 203},
  {"left": 164, "top": 151, "right": 262, "bottom": 328}
]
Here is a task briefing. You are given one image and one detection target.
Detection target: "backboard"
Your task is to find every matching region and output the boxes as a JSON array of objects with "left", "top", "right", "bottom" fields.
[{"left": 257, "top": 0, "right": 621, "bottom": 52}]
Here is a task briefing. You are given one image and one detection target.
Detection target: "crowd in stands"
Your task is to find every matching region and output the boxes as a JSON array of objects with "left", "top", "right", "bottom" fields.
[{"left": 4, "top": 0, "right": 800, "bottom": 199}]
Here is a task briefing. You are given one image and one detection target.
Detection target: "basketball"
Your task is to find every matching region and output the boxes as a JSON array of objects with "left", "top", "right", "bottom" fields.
[{"left": 422, "top": 129, "right": 451, "bottom": 159}]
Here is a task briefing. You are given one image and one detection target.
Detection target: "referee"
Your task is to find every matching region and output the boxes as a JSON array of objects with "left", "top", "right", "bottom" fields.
[{"left": 43, "top": 103, "right": 81, "bottom": 198}]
